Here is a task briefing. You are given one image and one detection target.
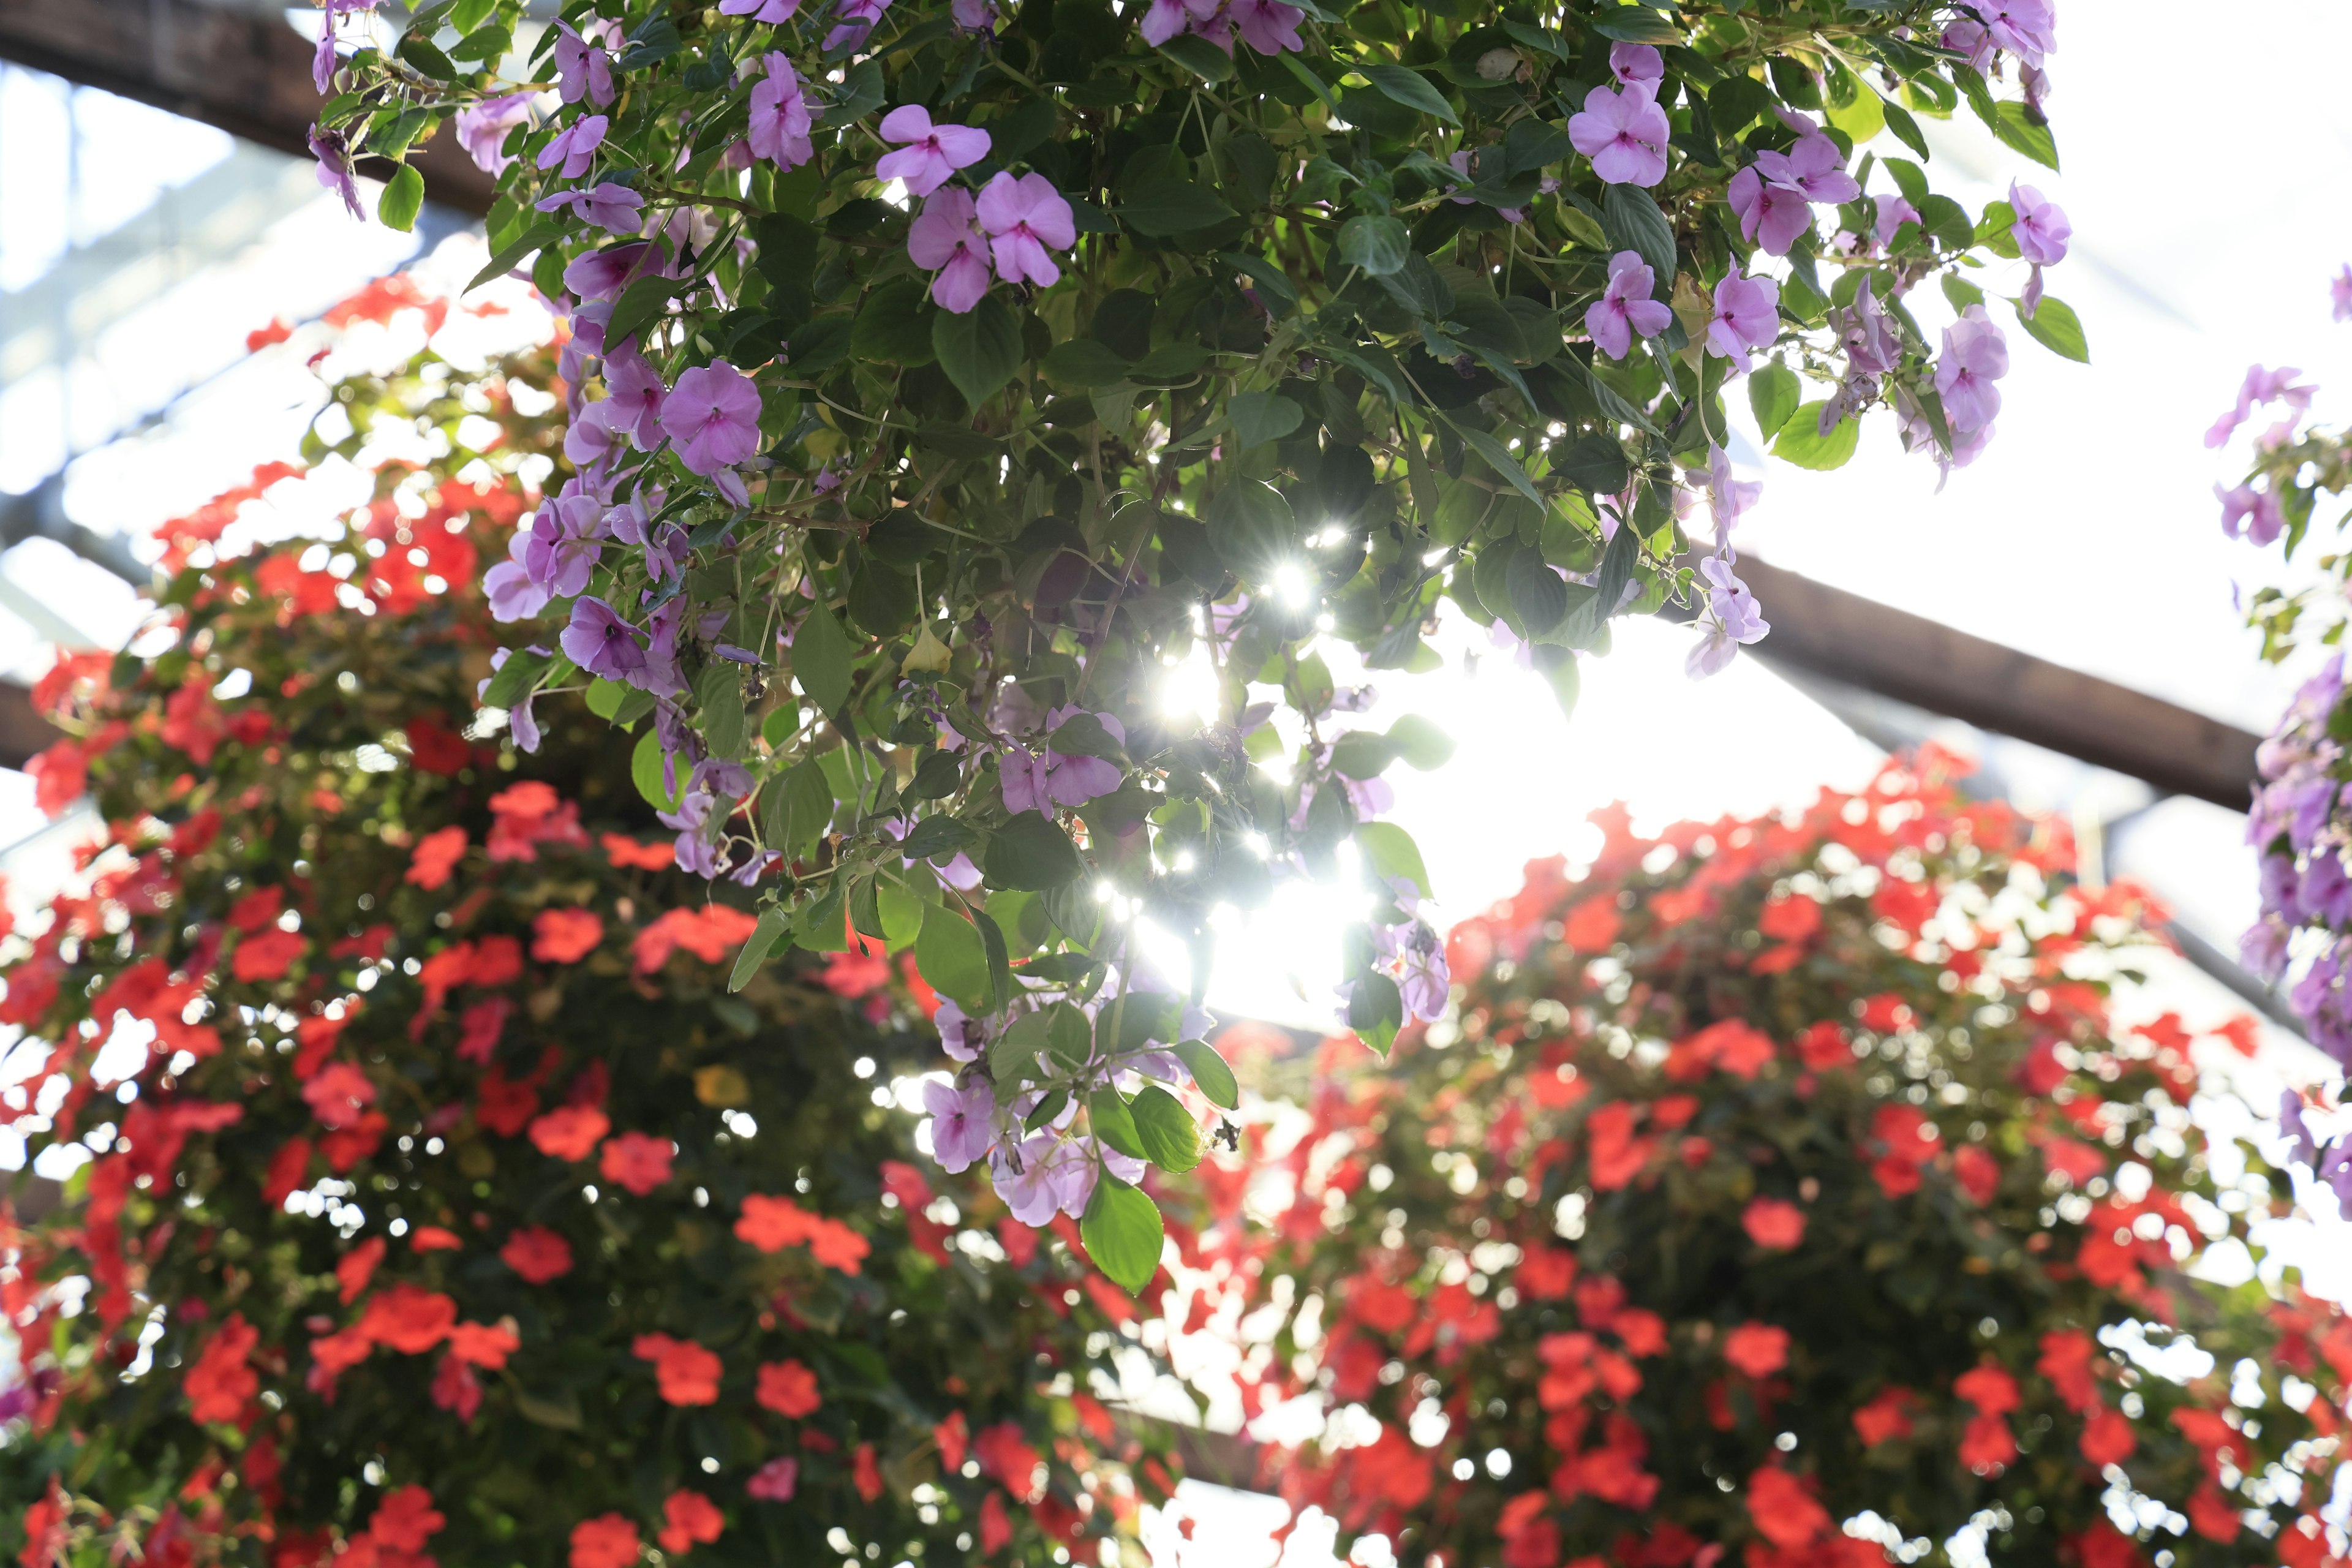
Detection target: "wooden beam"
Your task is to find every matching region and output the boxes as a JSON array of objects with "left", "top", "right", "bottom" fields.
[
  {"left": 0, "top": 0, "right": 496, "bottom": 216},
  {"left": 1675, "top": 557, "right": 2264, "bottom": 813}
]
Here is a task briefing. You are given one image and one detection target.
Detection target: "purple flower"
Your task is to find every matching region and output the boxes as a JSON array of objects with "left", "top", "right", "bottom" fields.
[
  {"left": 307, "top": 126, "right": 363, "bottom": 221},
  {"left": 2008, "top": 181, "right": 2070, "bottom": 267},
  {"left": 660, "top": 360, "right": 764, "bottom": 475},
  {"left": 935, "top": 1000, "right": 987, "bottom": 1063},
  {"left": 976, "top": 172, "right": 1076, "bottom": 289},
  {"left": 1839, "top": 276, "right": 1901, "bottom": 377},
  {"left": 1569, "top": 81, "right": 1668, "bottom": 187},
  {"left": 565, "top": 243, "right": 665, "bottom": 304},
  {"left": 2282, "top": 1088, "right": 2320, "bottom": 1166},
  {"left": 924, "top": 1077, "right": 997, "bottom": 1174},
  {"left": 2206, "top": 365, "right": 2315, "bottom": 449},
  {"left": 1981, "top": 0, "right": 2055, "bottom": 66},
  {"left": 952, "top": 0, "right": 1000, "bottom": 31},
  {"left": 2334, "top": 265, "right": 2352, "bottom": 324},
  {"left": 1934, "top": 305, "right": 2008, "bottom": 435},
  {"left": 1727, "top": 165, "right": 1810, "bottom": 257},
  {"left": 1608, "top": 43, "right": 1663, "bottom": 88},
  {"left": 561, "top": 596, "right": 649, "bottom": 680},
  {"left": 1139, "top": 0, "right": 1219, "bottom": 45},
  {"left": 1872, "top": 194, "right": 1922, "bottom": 251},
  {"left": 1704, "top": 443, "right": 1760, "bottom": 538},
  {"left": 535, "top": 181, "right": 645, "bottom": 236},
  {"left": 909, "top": 187, "right": 994, "bottom": 314},
  {"left": 537, "top": 115, "right": 609, "bottom": 181},
  {"left": 719, "top": 0, "right": 801, "bottom": 19},
  {"left": 748, "top": 53, "right": 814, "bottom": 169},
  {"left": 485, "top": 533, "right": 552, "bottom": 623},
  {"left": 553, "top": 23, "right": 616, "bottom": 107},
  {"left": 509, "top": 693, "right": 543, "bottom": 753},
  {"left": 999, "top": 707, "right": 1126, "bottom": 816},
  {"left": 2217, "top": 483, "right": 2286, "bottom": 547},
  {"left": 875, "top": 105, "right": 991, "bottom": 198},
  {"left": 1231, "top": 0, "right": 1304, "bottom": 55},
  {"left": 564, "top": 400, "right": 627, "bottom": 471},
  {"left": 1754, "top": 132, "right": 1858, "bottom": 206},
  {"left": 601, "top": 347, "right": 669, "bottom": 450},
  {"left": 1705, "top": 268, "right": 1779, "bottom": 372},
  {"left": 1941, "top": 19, "right": 1994, "bottom": 71},
  {"left": 824, "top": 0, "right": 894, "bottom": 50},
  {"left": 456, "top": 93, "right": 538, "bottom": 176},
  {"left": 1583, "top": 250, "right": 1671, "bottom": 361},
  {"left": 1687, "top": 557, "right": 1768, "bottom": 679}
]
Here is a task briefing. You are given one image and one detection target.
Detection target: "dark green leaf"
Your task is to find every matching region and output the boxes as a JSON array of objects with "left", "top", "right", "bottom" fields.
[
  {"left": 1042, "top": 339, "right": 1136, "bottom": 389},
  {"left": 1171, "top": 1040, "right": 1239, "bottom": 1110},
  {"left": 696, "top": 663, "right": 747, "bottom": 760},
  {"left": 1118, "top": 179, "right": 1237, "bottom": 236},
  {"left": 1204, "top": 479, "right": 1297, "bottom": 582},
  {"left": 1219, "top": 251, "right": 1299, "bottom": 318},
  {"left": 606, "top": 274, "right": 679, "bottom": 352},
  {"left": 1229, "top": 391, "right": 1304, "bottom": 450},
  {"left": 984, "top": 813, "right": 1086, "bottom": 890},
  {"left": 1362, "top": 63, "right": 1458, "bottom": 126},
  {"left": 1045, "top": 711, "right": 1126, "bottom": 763},
  {"left": 915, "top": 902, "right": 992, "bottom": 1012},
  {"left": 1586, "top": 6, "right": 1681, "bottom": 43},
  {"left": 1338, "top": 215, "right": 1411, "bottom": 276},
  {"left": 1089, "top": 1090, "right": 1147, "bottom": 1161},
  {"left": 1344, "top": 969, "right": 1403, "bottom": 1055},
  {"left": 1553, "top": 432, "right": 1629, "bottom": 494},
  {"left": 1882, "top": 99, "right": 1931, "bottom": 161},
  {"left": 817, "top": 59, "right": 884, "bottom": 126},
  {"left": 1158, "top": 34, "right": 1234, "bottom": 81},
  {"left": 1448, "top": 421, "right": 1546, "bottom": 508},
  {"left": 1128, "top": 1085, "right": 1202, "bottom": 1173},
  {"left": 792, "top": 598, "right": 856, "bottom": 714},
  {"left": 377, "top": 165, "right": 425, "bottom": 233},
  {"left": 763, "top": 759, "right": 835, "bottom": 856},
  {"left": 972, "top": 907, "right": 1014, "bottom": 1011},
  {"left": 466, "top": 219, "right": 562, "bottom": 293},
  {"left": 728, "top": 908, "right": 791, "bottom": 992},
  {"left": 1356, "top": 821, "right": 1431, "bottom": 899},
  {"left": 1600, "top": 184, "right": 1675, "bottom": 289},
  {"left": 897, "top": 813, "right": 976, "bottom": 862},
  {"left": 481, "top": 649, "right": 553, "bottom": 710},
  {"left": 1992, "top": 101, "right": 2059, "bottom": 171},
  {"left": 1080, "top": 1174, "right": 1164, "bottom": 1292},
  {"left": 932, "top": 294, "right": 1025, "bottom": 410},
  {"left": 1507, "top": 545, "right": 1569, "bottom": 635}
]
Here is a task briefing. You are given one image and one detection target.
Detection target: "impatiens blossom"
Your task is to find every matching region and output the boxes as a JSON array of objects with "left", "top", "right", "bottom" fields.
[
  {"left": 1687, "top": 557, "right": 1768, "bottom": 680},
  {"left": 875, "top": 105, "right": 989, "bottom": 197},
  {"left": 1231, "top": 0, "right": 1305, "bottom": 55},
  {"left": 1139, "top": 0, "right": 1218, "bottom": 45},
  {"left": 908, "top": 187, "right": 993, "bottom": 313},
  {"left": 976, "top": 172, "right": 1076, "bottom": 288},
  {"left": 1704, "top": 443, "right": 1760, "bottom": 538},
  {"left": 826, "top": 0, "right": 893, "bottom": 51},
  {"left": 534, "top": 182, "right": 645, "bottom": 236},
  {"left": 485, "top": 533, "right": 551, "bottom": 623},
  {"left": 1608, "top": 43, "right": 1662, "bottom": 87},
  {"left": 1753, "top": 132, "right": 1859, "bottom": 207},
  {"left": 537, "top": 115, "right": 609, "bottom": 181},
  {"left": 552, "top": 22, "right": 616, "bottom": 107},
  {"left": 600, "top": 347, "right": 668, "bottom": 449},
  {"left": 562, "top": 597, "right": 648, "bottom": 682},
  {"left": 1583, "top": 251, "right": 1671, "bottom": 362},
  {"left": 2335, "top": 265, "right": 2352, "bottom": 323},
  {"left": 1727, "top": 164, "right": 1810, "bottom": 257},
  {"left": 659, "top": 360, "right": 763, "bottom": 475},
  {"left": 1934, "top": 306, "right": 2009, "bottom": 435},
  {"left": 747, "top": 53, "right": 813, "bottom": 169},
  {"left": 998, "top": 707, "right": 1125, "bottom": 816},
  {"left": 1705, "top": 268, "right": 1780, "bottom": 372},
  {"left": 455, "top": 92, "right": 537, "bottom": 176},
  {"left": 308, "top": 127, "right": 363, "bottom": 221},
  {"left": 1872, "top": 193, "right": 1922, "bottom": 251},
  {"left": 2205, "top": 365, "right": 2315, "bottom": 449},
  {"left": 2217, "top": 483, "right": 2286, "bottom": 547},
  {"left": 922, "top": 1076, "right": 995, "bottom": 1174},
  {"left": 2008, "top": 182, "right": 2070, "bottom": 267},
  {"left": 719, "top": 0, "right": 800, "bottom": 20},
  {"left": 1568, "top": 81, "right": 1668, "bottom": 187}
]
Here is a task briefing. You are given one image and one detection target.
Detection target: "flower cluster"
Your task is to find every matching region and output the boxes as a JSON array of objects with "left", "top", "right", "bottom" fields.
[
  {"left": 0, "top": 285, "right": 1166, "bottom": 1567},
  {"left": 1170, "top": 747, "right": 2335, "bottom": 1568}
]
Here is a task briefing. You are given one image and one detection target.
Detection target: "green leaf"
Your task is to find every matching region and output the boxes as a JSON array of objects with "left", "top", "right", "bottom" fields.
[
  {"left": 794, "top": 884, "right": 848, "bottom": 953},
  {"left": 1882, "top": 99, "right": 1931, "bottom": 162},
  {"left": 972, "top": 907, "right": 1014, "bottom": 1011},
  {"left": 1600, "top": 183, "right": 1675, "bottom": 290},
  {"left": 983, "top": 813, "right": 1086, "bottom": 890},
  {"left": 1089, "top": 1090, "right": 1148, "bottom": 1161},
  {"left": 1157, "top": 34, "right": 1233, "bottom": 81},
  {"left": 1448, "top": 421, "right": 1546, "bottom": 509},
  {"left": 2013, "top": 294, "right": 2089, "bottom": 364},
  {"left": 932, "top": 293, "right": 1025, "bottom": 411},
  {"left": 898, "top": 813, "right": 976, "bottom": 862},
  {"left": 792, "top": 598, "right": 856, "bottom": 714},
  {"left": 1118, "top": 179, "right": 1237, "bottom": 236},
  {"left": 1080, "top": 1174, "right": 1164, "bottom": 1292},
  {"left": 1771, "top": 402, "right": 1861, "bottom": 470},
  {"left": 1128, "top": 1085, "right": 1202, "bottom": 1173},
  {"left": 1587, "top": 6, "right": 1681, "bottom": 43},
  {"left": 1205, "top": 479, "right": 1297, "bottom": 583},
  {"left": 696, "top": 662, "right": 747, "bottom": 760},
  {"left": 1385, "top": 714, "right": 1455, "bottom": 770},
  {"left": 1356, "top": 820, "right": 1431, "bottom": 900},
  {"left": 728, "top": 908, "right": 791, "bottom": 992},
  {"left": 1045, "top": 711, "right": 1127, "bottom": 763},
  {"left": 1171, "top": 1040, "right": 1239, "bottom": 1110},
  {"left": 466, "top": 219, "right": 562, "bottom": 293},
  {"left": 481, "top": 649, "right": 553, "bottom": 709},
  {"left": 1229, "top": 391, "right": 1304, "bottom": 450},
  {"left": 1992, "top": 101, "right": 2059, "bottom": 171},
  {"left": 990, "top": 1008, "right": 1051, "bottom": 1085},
  {"left": 1220, "top": 251, "right": 1300, "bottom": 319},
  {"left": 1748, "top": 361, "right": 1800, "bottom": 437},
  {"left": 914, "top": 903, "right": 992, "bottom": 1012},
  {"left": 631, "top": 729, "right": 681, "bottom": 810},
  {"left": 761, "top": 758, "right": 835, "bottom": 856},
  {"left": 1337, "top": 215, "right": 1411, "bottom": 276},
  {"left": 818, "top": 58, "right": 884, "bottom": 127},
  {"left": 1330, "top": 731, "right": 1399, "bottom": 780},
  {"left": 1507, "top": 546, "right": 1569, "bottom": 635},
  {"left": 1042, "top": 339, "right": 1136, "bottom": 389},
  {"left": 605, "top": 274, "right": 679, "bottom": 351},
  {"left": 377, "top": 165, "right": 425, "bottom": 233},
  {"left": 1345, "top": 970, "right": 1403, "bottom": 1055},
  {"left": 396, "top": 31, "right": 458, "bottom": 77},
  {"left": 1361, "top": 63, "right": 1458, "bottom": 126},
  {"left": 1553, "top": 432, "right": 1629, "bottom": 494}
]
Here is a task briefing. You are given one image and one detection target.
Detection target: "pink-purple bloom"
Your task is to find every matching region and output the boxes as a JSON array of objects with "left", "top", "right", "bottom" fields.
[
  {"left": 2335, "top": 266, "right": 2352, "bottom": 324},
  {"left": 1755, "top": 132, "right": 1858, "bottom": 205},
  {"left": 2008, "top": 181, "right": 2070, "bottom": 267},
  {"left": 562, "top": 597, "right": 648, "bottom": 680},
  {"left": 601, "top": 347, "right": 669, "bottom": 449},
  {"left": 1872, "top": 194, "right": 1922, "bottom": 251},
  {"left": 922, "top": 1076, "right": 995, "bottom": 1174},
  {"left": 537, "top": 114, "right": 609, "bottom": 181},
  {"left": 747, "top": 53, "right": 814, "bottom": 169},
  {"left": 307, "top": 126, "right": 363, "bottom": 221},
  {"left": 563, "top": 242, "right": 662, "bottom": 304},
  {"left": 534, "top": 181, "right": 646, "bottom": 236},
  {"left": 1569, "top": 81, "right": 1669, "bottom": 187},
  {"left": 1608, "top": 43, "right": 1663, "bottom": 88},
  {"left": 1140, "top": 0, "right": 1219, "bottom": 45},
  {"left": 485, "top": 533, "right": 552, "bottom": 624},
  {"left": 1727, "top": 165, "right": 1810, "bottom": 257},
  {"left": 1000, "top": 707, "right": 1126, "bottom": 816},
  {"left": 907, "top": 187, "right": 994, "bottom": 314},
  {"left": 1231, "top": 0, "right": 1304, "bottom": 55},
  {"left": 1687, "top": 556, "right": 1769, "bottom": 679},
  {"left": 2206, "top": 365, "right": 2316, "bottom": 449},
  {"left": 552, "top": 23, "right": 616, "bottom": 108},
  {"left": 1704, "top": 443, "right": 1760, "bottom": 539},
  {"left": 660, "top": 360, "right": 764, "bottom": 476},
  {"left": 1583, "top": 250, "right": 1671, "bottom": 361},
  {"left": 2218, "top": 483, "right": 2287, "bottom": 547},
  {"left": 875, "top": 105, "right": 991, "bottom": 198},
  {"left": 1934, "top": 305, "right": 2009, "bottom": 435},
  {"left": 456, "top": 93, "right": 537, "bottom": 176},
  {"left": 1705, "top": 268, "right": 1780, "bottom": 372},
  {"left": 976, "top": 172, "right": 1076, "bottom": 289},
  {"left": 718, "top": 0, "right": 801, "bottom": 20},
  {"left": 825, "top": 0, "right": 894, "bottom": 52}
]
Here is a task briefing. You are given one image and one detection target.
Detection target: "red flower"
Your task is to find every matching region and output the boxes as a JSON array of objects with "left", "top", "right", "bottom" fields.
[
  {"left": 804, "top": 1216, "right": 871, "bottom": 1275},
  {"left": 409, "top": 1226, "right": 464, "bottom": 1253},
  {"left": 974, "top": 1422, "right": 1046, "bottom": 1503},
  {"left": 599, "top": 1131, "right": 674, "bottom": 1196},
  {"left": 853, "top": 1442, "right": 884, "bottom": 1503},
  {"left": 601, "top": 833, "right": 677, "bottom": 870},
  {"left": 757, "top": 1359, "right": 821, "bottom": 1419},
  {"left": 432, "top": 1350, "right": 483, "bottom": 1422},
  {"left": 734, "top": 1193, "right": 818, "bottom": 1252},
  {"left": 309, "top": 1327, "right": 372, "bottom": 1378},
  {"left": 369, "top": 1486, "right": 445, "bottom": 1552},
  {"left": 302, "top": 1061, "right": 375, "bottom": 1129},
  {"left": 978, "top": 1491, "right": 1013, "bottom": 1556},
  {"left": 1954, "top": 1363, "right": 2021, "bottom": 1415},
  {"left": 501, "top": 1226, "right": 574, "bottom": 1284},
  {"left": 935, "top": 1411, "right": 970, "bottom": 1472},
  {"left": 1959, "top": 1411, "right": 2018, "bottom": 1471},
  {"left": 529, "top": 1106, "right": 611, "bottom": 1162},
  {"left": 2037, "top": 1329, "right": 2099, "bottom": 1412},
  {"left": 448, "top": 1321, "right": 521, "bottom": 1370},
  {"left": 533, "top": 908, "right": 605, "bottom": 964},
  {"left": 1746, "top": 1466, "right": 1833, "bottom": 1549},
  {"left": 1757, "top": 892, "right": 1822, "bottom": 941},
  {"left": 1953, "top": 1144, "right": 2000, "bottom": 1205},
  {"left": 1795, "top": 1020, "right": 1852, "bottom": 1071},
  {"left": 746, "top": 1458, "right": 799, "bottom": 1502},
  {"left": 186, "top": 1312, "right": 260, "bottom": 1425},
  {"left": 1517, "top": 1248, "right": 1577, "bottom": 1301},
  {"left": 1722, "top": 1322, "right": 1790, "bottom": 1379},
  {"left": 2079, "top": 1407, "right": 2136, "bottom": 1468},
  {"left": 358, "top": 1284, "right": 458, "bottom": 1355},
  {"left": 336, "top": 1237, "right": 386, "bottom": 1303},
  {"left": 1741, "top": 1197, "right": 1806, "bottom": 1250},
  {"left": 658, "top": 1490, "right": 724, "bottom": 1555},
  {"left": 1852, "top": 1385, "right": 1914, "bottom": 1446},
  {"left": 405, "top": 826, "right": 467, "bottom": 891},
  {"left": 233, "top": 927, "right": 309, "bottom": 982},
  {"left": 1585, "top": 1102, "right": 1653, "bottom": 1192},
  {"left": 633, "top": 1333, "right": 722, "bottom": 1406},
  {"left": 2186, "top": 1485, "right": 2240, "bottom": 1542},
  {"left": 569, "top": 1515, "right": 641, "bottom": 1568}
]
